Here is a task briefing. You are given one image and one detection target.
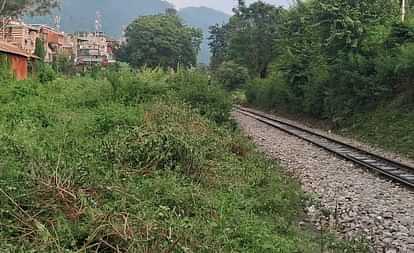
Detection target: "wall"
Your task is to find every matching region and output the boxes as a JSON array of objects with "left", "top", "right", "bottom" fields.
[{"left": 9, "top": 54, "right": 28, "bottom": 80}]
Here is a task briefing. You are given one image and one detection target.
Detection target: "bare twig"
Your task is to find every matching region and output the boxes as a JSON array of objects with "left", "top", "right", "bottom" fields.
[
  {"left": 164, "top": 238, "right": 180, "bottom": 253},
  {"left": 0, "top": 187, "right": 32, "bottom": 219},
  {"left": 100, "top": 239, "right": 118, "bottom": 252}
]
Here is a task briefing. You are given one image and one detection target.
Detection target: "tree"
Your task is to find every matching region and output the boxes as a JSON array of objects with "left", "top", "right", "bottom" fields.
[
  {"left": 312, "top": 0, "right": 399, "bottom": 57},
  {"left": 118, "top": 14, "right": 203, "bottom": 69},
  {"left": 208, "top": 24, "right": 228, "bottom": 70},
  {"left": 0, "top": 0, "right": 59, "bottom": 18},
  {"left": 215, "top": 61, "right": 249, "bottom": 90},
  {"left": 34, "top": 38, "right": 46, "bottom": 60},
  {"left": 209, "top": 2, "right": 286, "bottom": 78},
  {"left": 165, "top": 7, "right": 178, "bottom": 16}
]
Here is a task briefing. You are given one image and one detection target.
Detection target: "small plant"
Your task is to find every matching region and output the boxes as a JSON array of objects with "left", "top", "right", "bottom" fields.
[{"left": 0, "top": 54, "right": 13, "bottom": 81}]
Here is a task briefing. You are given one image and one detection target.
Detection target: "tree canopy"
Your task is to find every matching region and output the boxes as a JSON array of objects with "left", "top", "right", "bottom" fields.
[
  {"left": 209, "top": 1, "right": 286, "bottom": 78},
  {"left": 118, "top": 14, "right": 203, "bottom": 69},
  {"left": 0, "top": 0, "right": 59, "bottom": 18},
  {"left": 211, "top": 0, "right": 414, "bottom": 119}
]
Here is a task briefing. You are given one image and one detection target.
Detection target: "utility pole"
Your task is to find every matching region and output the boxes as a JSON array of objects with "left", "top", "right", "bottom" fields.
[
  {"left": 2, "top": 18, "right": 5, "bottom": 40},
  {"left": 95, "top": 11, "right": 102, "bottom": 33},
  {"left": 54, "top": 15, "right": 61, "bottom": 31},
  {"left": 0, "top": 0, "right": 7, "bottom": 41}
]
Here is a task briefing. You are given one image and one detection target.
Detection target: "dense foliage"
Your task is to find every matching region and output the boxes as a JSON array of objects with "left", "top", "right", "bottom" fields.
[
  {"left": 215, "top": 61, "right": 249, "bottom": 90},
  {"left": 0, "top": 69, "right": 367, "bottom": 252},
  {"left": 0, "top": 0, "right": 58, "bottom": 18},
  {"left": 117, "top": 13, "right": 203, "bottom": 69},
  {"left": 209, "top": 1, "right": 285, "bottom": 78},
  {"left": 210, "top": 0, "right": 414, "bottom": 121}
]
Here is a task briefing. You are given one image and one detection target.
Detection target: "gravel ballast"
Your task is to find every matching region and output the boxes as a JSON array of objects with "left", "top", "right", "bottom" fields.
[{"left": 234, "top": 111, "right": 414, "bottom": 253}]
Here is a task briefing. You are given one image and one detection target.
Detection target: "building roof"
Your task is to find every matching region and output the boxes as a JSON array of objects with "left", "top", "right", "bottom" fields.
[{"left": 0, "top": 40, "right": 39, "bottom": 59}]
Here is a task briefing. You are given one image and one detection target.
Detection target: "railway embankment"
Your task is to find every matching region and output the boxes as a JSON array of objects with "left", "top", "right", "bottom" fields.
[{"left": 234, "top": 109, "right": 414, "bottom": 253}]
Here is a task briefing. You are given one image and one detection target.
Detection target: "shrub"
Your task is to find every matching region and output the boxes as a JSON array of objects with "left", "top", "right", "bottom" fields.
[
  {"left": 377, "top": 43, "right": 414, "bottom": 95},
  {"left": 106, "top": 66, "right": 171, "bottom": 104},
  {"left": 0, "top": 54, "right": 13, "bottom": 81},
  {"left": 37, "top": 63, "right": 57, "bottom": 84},
  {"left": 215, "top": 61, "right": 250, "bottom": 90},
  {"left": 170, "top": 69, "right": 233, "bottom": 124},
  {"left": 123, "top": 129, "right": 204, "bottom": 176},
  {"left": 323, "top": 53, "right": 388, "bottom": 120},
  {"left": 246, "top": 75, "right": 289, "bottom": 110},
  {"left": 53, "top": 54, "right": 75, "bottom": 75}
]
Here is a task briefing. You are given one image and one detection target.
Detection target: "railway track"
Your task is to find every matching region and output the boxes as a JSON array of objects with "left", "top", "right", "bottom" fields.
[{"left": 236, "top": 106, "right": 414, "bottom": 188}]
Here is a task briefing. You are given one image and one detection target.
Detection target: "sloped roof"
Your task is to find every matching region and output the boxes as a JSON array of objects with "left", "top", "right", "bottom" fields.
[
  {"left": 0, "top": 40, "right": 29, "bottom": 57},
  {"left": 0, "top": 40, "right": 39, "bottom": 59}
]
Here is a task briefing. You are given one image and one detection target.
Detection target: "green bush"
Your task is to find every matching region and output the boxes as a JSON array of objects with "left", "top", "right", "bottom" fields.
[
  {"left": 0, "top": 54, "right": 13, "bottom": 81},
  {"left": 53, "top": 54, "right": 75, "bottom": 75},
  {"left": 107, "top": 67, "right": 171, "bottom": 104},
  {"left": 376, "top": 42, "right": 414, "bottom": 99},
  {"left": 323, "top": 53, "right": 385, "bottom": 120},
  {"left": 37, "top": 63, "right": 57, "bottom": 83},
  {"left": 169, "top": 69, "right": 233, "bottom": 124},
  {"left": 246, "top": 76, "right": 289, "bottom": 110},
  {"left": 215, "top": 61, "right": 250, "bottom": 90},
  {"left": 122, "top": 128, "right": 204, "bottom": 176}
]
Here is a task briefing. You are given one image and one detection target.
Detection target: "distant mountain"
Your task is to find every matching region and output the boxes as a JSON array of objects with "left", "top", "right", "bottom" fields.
[
  {"left": 27, "top": 0, "right": 173, "bottom": 36},
  {"left": 26, "top": 0, "right": 230, "bottom": 64},
  {"left": 173, "top": 0, "right": 291, "bottom": 14}
]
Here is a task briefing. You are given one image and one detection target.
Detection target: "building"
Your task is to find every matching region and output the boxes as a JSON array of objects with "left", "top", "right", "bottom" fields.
[
  {"left": 74, "top": 31, "right": 116, "bottom": 65},
  {"left": 105, "top": 36, "right": 119, "bottom": 64},
  {"left": 31, "top": 25, "right": 65, "bottom": 63},
  {"left": 1, "top": 20, "right": 118, "bottom": 67},
  {"left": 0, "top": 20, "right": 40, "bottom": 55},
  {"left": 62, "top": 34, "right": 77, "bottom": 60},
  {"left": 0, "top": 21, "right": 68, "bottom": 63},
  {"left": 0, "top": 41, "right": 38, "bottom": 80}
]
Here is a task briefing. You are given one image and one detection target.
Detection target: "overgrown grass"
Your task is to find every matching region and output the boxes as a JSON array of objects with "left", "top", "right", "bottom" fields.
[
  {"left": 343, "top": 102, "right": 414, "bottom": 159},
  {"left": 0, "top": 69, "right": 368, "bottom": 252}
]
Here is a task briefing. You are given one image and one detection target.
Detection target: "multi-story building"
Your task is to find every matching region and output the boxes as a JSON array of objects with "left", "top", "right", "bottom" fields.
[
  {"left": 105, "top": 36, "right": 119, "bottom": 64},
  {"left": 74, "top": 31, "right": 108, "bottom": 65},
  {"left": 62, "top": 34, "right": 77, "bottom": 60},
  {"left": 0, "top": 20, "right": 67, "bottom": 63},
  {"left": 0, "top": 20, "right": 40, "bottom": 55},
  {"left": 31, "top": 25, "right": 65, "bottom": 63},
  {"left": 1, "top": 20, "right": 118, "bottom": 66}
]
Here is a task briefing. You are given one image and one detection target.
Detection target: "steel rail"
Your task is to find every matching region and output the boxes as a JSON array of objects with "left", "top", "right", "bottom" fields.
[{"left": 236, "top": 106, "right": 414, "bottom": 188}]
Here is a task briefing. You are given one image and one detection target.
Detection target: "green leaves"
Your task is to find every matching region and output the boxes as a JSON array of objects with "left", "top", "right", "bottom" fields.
[
  {"left": 209, "top": 2, "right": 286, "bottom": 78},
  {"left": 118, "top": 14, "right": 203, "bottom": 69},
  {"left": 215, "top": 61, "right": 250, "bottom": 91},
  {"left": 0, "top": 0, "right": 59, "bottom": 18}
]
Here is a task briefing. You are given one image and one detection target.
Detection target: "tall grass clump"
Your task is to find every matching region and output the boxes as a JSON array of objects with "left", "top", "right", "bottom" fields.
[
  {"left": 0, "top": 69, "right": 368, "bottom": 252},
  {"left": 169, "top": 69, "right": 232, "bottom": 124}
]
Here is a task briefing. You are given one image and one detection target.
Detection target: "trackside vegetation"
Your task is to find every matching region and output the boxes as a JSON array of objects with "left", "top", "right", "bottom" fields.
[
  {"left": 210, "top": 0, "right": 414, "bottom": 159},
  {"left": 0, "top": 66, "right": 368, "bottom": 252}
]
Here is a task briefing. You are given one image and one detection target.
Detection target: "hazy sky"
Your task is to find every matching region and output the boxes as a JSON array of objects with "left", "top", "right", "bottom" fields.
[{"left": 168, "top": 0, "right": 291, "bottom": 14}]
